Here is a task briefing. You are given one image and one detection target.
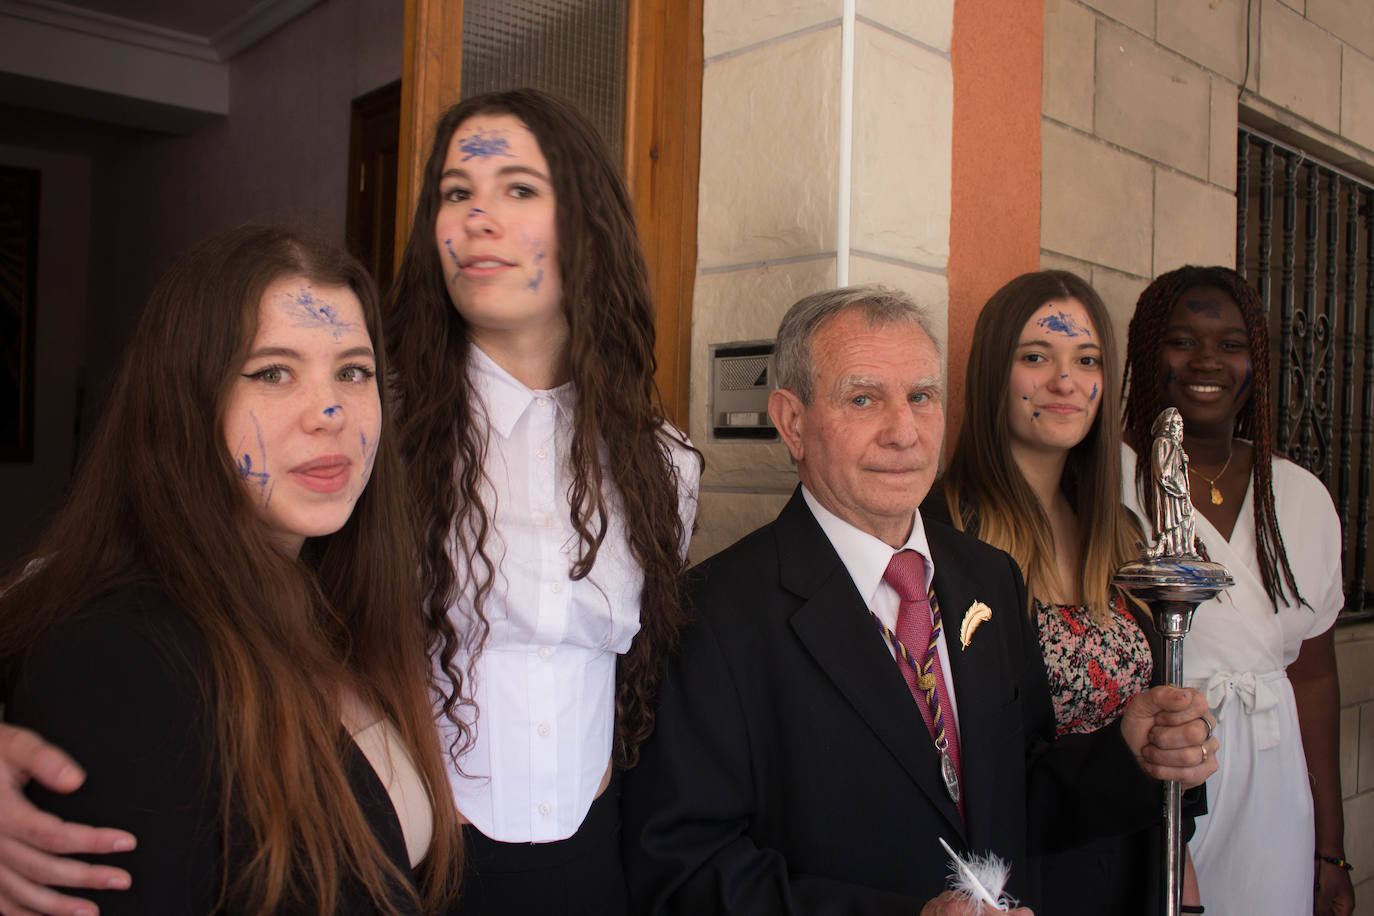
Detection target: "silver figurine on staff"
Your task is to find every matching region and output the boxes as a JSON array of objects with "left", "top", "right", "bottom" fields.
[{"left": 1113, "top": 408, "right": 1233, "bottom": 916}]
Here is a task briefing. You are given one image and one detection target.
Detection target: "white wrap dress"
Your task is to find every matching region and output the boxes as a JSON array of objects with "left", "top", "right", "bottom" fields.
[{"left": 1122, "top": 445, "right": 1343, "bottom": 916}]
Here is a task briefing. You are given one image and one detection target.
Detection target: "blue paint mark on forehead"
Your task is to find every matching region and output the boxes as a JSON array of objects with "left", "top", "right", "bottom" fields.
[
  {"left": 458, "top": 129, "right": 515, "bottom": 161},
  {"left": 285, "top": 287, "right": 355, "bottom": 342},
  {"left": 1037, "top": 311, "right": 1090, "bottom": 337}
]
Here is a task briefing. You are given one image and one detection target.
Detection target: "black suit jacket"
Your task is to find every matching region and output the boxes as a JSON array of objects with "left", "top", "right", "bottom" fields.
[{"left": 623, "top": 488, "right": 1157, "bottom": 915}]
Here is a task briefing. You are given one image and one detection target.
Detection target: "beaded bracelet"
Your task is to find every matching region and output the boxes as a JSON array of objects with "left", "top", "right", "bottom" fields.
[{"left": 1316, "top": 853, "right": 1354, "bottom": 872}]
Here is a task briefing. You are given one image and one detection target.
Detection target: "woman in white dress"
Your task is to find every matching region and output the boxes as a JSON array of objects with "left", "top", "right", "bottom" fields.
[{"left": 1121, "top": 265, "right": 1353, "bottom": 916}]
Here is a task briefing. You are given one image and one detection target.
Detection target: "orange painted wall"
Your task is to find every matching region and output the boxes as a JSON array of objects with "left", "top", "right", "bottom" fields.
[{"left": 946, "top": 0, "right": 1044, "bottom": 448}]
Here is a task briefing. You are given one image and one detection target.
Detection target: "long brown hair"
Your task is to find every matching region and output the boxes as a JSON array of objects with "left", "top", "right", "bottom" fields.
[
  {"left": 1122, "top": 265, "right": 1301, "bottom": 609},
  {"left": 0, "top": 225, "right": 461, "bottom": 914},
  {"left": 943, "top": 270, "right": 1139, "bottom": 619},
  {"left": 386, "top": 88, "right": 699, "bottom": 768}
]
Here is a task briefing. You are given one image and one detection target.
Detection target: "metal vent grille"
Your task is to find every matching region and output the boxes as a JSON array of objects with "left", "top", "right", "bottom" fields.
[
  {"left": 461, "top": 0, "right": 626, "bottom": 160},
  {"left": 717, "top": 355, "right": 770, "bottom": 390}
]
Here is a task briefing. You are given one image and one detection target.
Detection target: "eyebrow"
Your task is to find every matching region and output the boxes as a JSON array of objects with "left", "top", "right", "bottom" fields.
[
  {"left": 440, "top": 164, "right": 550, "bottom": 183},
  {"left": 839, "top": 374, "right": 945, "bottom": 394},
  {"left": 245, "top": 345, "right": 375, "bottom": 360}
]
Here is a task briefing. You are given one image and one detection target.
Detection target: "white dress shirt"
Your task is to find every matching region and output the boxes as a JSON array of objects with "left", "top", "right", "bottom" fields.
[
  {"left": 800, "top": 487, "right": 961, "bottom": 731},
  {"left": 438, "top": 345, "right": 700, "bottom": 842}
]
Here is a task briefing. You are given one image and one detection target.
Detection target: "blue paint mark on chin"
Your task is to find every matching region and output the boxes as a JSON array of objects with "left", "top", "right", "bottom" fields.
[
  {"left": 1032, "top": 411, "right": 1040, "bottom": 420},
  {"left": 458, "top": 130, "right": 514, "bottom": 161},
  {"left": 1038, "top": 311, "right": 1089, "bottom": 337},
  {"left": 323, "top": 405, "right": 341, "bottom": 417}
]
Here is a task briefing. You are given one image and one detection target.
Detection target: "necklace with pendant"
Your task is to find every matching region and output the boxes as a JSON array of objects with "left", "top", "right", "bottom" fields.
[{"left": 1190, "top": 448, "right": 1234, "bottom": 505}]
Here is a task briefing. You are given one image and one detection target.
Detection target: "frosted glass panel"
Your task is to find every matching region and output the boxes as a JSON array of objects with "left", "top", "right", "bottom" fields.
[{"left": 461, "top": 0, "right": 627, "bottom": 159}]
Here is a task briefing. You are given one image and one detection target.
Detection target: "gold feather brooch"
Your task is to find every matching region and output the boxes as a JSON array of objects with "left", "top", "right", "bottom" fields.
[{"left": 959, "top": 601, "right": 992, "bottom": 650}]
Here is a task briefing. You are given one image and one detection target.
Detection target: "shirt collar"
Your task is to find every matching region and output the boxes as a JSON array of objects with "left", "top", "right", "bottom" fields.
[
  {"left": 801, "top": 486, "right": 935, "bottom": 604},
  {"left": 468, "top": 343, "right": 576, "bottom": 439}
]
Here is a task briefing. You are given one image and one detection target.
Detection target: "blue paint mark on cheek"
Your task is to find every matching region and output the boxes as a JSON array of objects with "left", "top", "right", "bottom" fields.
[
  {"left": 1237, "top": 362, "right": 1253, "bottom": 400},
  {"left": 1090, "top": 382, "right": 1099, "bottom": 401},
  {"left": 1163, "top": 367, "right": 1176, "bottom": 393},
  {"left": 443, "top": 238, "right": 462, "bottom": 283},
  {"left": 1032, "top": 411, "right": 1040, "bottom": 420},
  {"left": 235, "top": 413, "right": 273, "bottom": 506},
  {"left": 526, "top": 249, "right": 546, "bottom": 291},
  {"left": 323, "top": 406, "right": 341, "bottom": 417}
]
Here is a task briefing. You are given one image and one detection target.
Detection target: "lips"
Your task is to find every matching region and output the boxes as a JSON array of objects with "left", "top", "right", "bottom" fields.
[
  {"left": 289, "top": 455, "right": 351, "bottom": 493},
  {"left": 459, "top": 254, "right": 515, "bottom": 276}
]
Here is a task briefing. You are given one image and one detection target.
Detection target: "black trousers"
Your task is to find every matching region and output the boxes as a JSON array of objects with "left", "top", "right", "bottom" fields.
[{"left": 447, "top": 772, "right": 628, "bottom": 915}]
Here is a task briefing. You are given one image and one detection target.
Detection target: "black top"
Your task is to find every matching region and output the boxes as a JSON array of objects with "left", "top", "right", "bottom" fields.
[{"left": 5, "top": 586, "right": 420, "bottom": 915}]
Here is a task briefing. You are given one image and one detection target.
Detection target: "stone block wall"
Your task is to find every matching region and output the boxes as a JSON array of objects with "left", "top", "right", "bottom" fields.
[{"left": 689, "top": 0, "right": 955, "bottom": 563}]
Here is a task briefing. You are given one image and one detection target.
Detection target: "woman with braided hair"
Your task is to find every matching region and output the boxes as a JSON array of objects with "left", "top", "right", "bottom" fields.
[{"left": 1121, "top": 265, "right": 1352, "bottom": 916}]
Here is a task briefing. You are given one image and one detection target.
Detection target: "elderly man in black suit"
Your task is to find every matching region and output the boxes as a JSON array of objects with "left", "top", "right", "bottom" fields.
[{"left": 622, "top": 286, "right": 1217, "bottom": 915}]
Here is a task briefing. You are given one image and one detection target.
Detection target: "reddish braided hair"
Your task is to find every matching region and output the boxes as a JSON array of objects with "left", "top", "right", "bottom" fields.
[{"left": 1122, "top": 265, "right": 1303, "bottom": 610}]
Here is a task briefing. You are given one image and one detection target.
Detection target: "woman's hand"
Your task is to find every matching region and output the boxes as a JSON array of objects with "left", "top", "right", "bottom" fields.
[
  {"left": 0, "top": 724, "right": 134, "bottom": 916},
  {"left": 1313, "top": 856, "right": 1355, "bottom": 916}
]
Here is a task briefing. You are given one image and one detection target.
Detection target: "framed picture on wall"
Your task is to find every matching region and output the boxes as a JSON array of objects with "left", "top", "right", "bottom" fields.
[{"left": 0, "top": 166, "right": 39, "bottom": 463}]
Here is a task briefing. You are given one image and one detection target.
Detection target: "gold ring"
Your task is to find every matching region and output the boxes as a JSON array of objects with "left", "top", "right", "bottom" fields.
[{"left": 1201, "top": 745, "right": 1208, "bottom": 762}]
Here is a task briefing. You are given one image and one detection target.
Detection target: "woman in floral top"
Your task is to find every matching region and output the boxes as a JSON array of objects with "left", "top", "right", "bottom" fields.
[{"left": 925, "top": 270, "right": 1201, "bottom": 915}]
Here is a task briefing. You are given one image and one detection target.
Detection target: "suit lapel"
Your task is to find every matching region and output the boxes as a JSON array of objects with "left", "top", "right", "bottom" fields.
[{"left": 777, "top": 491, "right": 967, "bottom": 840}]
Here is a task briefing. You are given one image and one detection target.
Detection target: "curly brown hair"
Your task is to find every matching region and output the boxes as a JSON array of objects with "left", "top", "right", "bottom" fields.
[
  {"left": 1122, "top": 265, "right": 1302, "bottom": 610},
  {"left": 386, "top": 88, "right": 700, "bottom": 769}
]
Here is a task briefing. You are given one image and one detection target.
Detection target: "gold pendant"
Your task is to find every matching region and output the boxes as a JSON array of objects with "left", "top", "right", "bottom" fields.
[
  {"left": 917, "top": 671, "right": 937, "bottom": 691},
  {"left": 1210, "top": 483, "right": 1223, "bottom": 505}
]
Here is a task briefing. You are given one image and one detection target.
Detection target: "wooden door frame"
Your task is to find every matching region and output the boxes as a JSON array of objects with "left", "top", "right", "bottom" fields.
[{"left": 394, "top": 0, "right": 703, "bottom": 429}]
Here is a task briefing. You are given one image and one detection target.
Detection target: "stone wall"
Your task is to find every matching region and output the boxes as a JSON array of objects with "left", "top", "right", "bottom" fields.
[{"left": 688, "top": 0, "right": 955, "bottom": 563}]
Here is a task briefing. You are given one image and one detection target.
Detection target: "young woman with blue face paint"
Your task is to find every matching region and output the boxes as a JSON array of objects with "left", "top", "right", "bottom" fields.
[
  {"left": 1122, "top": 266, "right": 1353, "bottom": 916},
  {"left": 390, "top": 89, "right": 701, "bottom": 914},
  {"left": 928, "top": 270, "right": 1205, "bottom": 915},
  {"left": 0, "top": 226, "right": 462, "bottom": 915}
]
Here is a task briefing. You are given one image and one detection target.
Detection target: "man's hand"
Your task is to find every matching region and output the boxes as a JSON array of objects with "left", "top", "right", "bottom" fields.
[
  {"left": 0, "top": 724, "right": 135, "bottom": 916},
  {"left": 1120, "top": 686, "right": 1218, "bottom": 788},
  {"left": 919, "top": 891, "right": 1032, "bottom": 915}
]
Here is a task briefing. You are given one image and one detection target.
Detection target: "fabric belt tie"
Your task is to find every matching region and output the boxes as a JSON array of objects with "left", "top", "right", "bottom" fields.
[{"left": 1193, "top": 669, "right": 1284, "bottom": 750}]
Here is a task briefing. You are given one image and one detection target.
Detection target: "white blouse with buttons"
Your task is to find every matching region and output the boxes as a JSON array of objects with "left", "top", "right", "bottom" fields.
[{"left": 438, "top": 345, "right": 700, "bottom": 843}]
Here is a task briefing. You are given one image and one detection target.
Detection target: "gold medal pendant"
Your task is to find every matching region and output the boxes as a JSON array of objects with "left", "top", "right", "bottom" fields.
[
  {"left": 1210, "top": 483, "right": 1223, "bottom": 505},
  {"left": 916, "top": 671, "right": 937, "bottom": 691}
]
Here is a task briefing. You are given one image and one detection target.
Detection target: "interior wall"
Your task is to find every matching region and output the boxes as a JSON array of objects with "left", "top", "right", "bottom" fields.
[
  {"left": 0, "top": 145, "right": 90, "bottom": 568},
  {"left": 0, "top": 0, "right": 403, "bottom": 569}
]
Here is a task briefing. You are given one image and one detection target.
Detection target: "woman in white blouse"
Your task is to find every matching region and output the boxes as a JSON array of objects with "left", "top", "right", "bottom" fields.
[
  {"left": 0, "top": 90, "right": 699, "bottom": 916},
  {"left": 384, "top": 88, "right": 700, "bottom": 914}
]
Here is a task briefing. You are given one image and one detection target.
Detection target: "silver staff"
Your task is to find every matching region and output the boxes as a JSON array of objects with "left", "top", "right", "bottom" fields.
[{"left": 1113, "top": 408, "right": 1232, "bottom": 916}]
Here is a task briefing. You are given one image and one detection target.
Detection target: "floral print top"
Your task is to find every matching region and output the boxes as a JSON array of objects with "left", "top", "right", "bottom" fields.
[{"left": 1035, "top": 595, "right": 1152, "bottom": 737}]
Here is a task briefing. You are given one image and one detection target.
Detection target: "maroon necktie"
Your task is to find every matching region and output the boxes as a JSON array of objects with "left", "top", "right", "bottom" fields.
[{"left": 881, "top": 550, "right": 964, "bottom": 810}]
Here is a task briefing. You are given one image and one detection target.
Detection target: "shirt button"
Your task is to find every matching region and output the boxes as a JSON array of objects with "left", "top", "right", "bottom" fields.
[
  {"left": 538, "top": 803, "right": 551, "bottom": 816},
  {"left": 537, "top": 723, "right": 551, "bottom": 736},
  {"left": 535, "top": 448, "right": 548, "bottom": 459},
  {"left": 550, "top": 582, "right": 563, "bottom": 594},
  {"left": 538, "top": 646, "right": 552, "bottom": 658}
]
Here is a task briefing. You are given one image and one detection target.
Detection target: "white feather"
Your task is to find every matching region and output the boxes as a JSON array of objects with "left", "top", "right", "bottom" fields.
[{"left": 939, "top": 837, "right": 1015, "bottom": 912}]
